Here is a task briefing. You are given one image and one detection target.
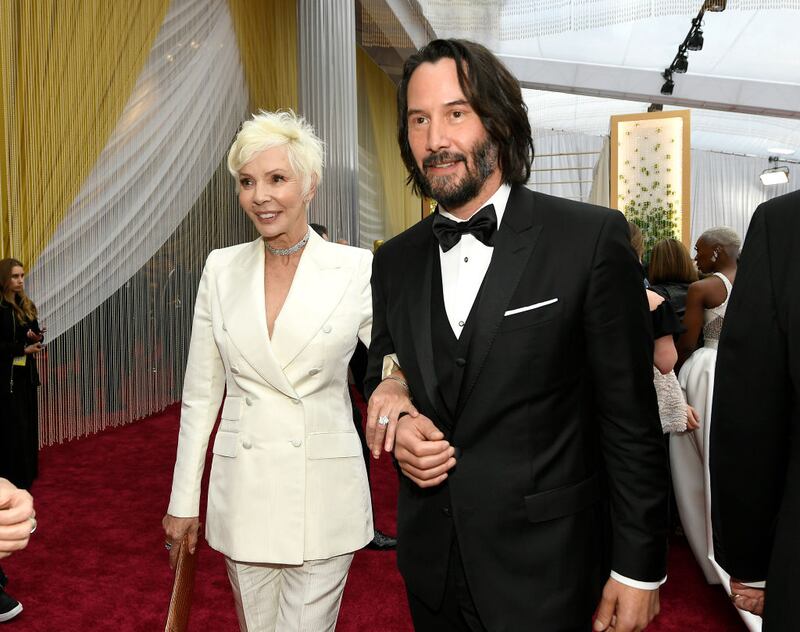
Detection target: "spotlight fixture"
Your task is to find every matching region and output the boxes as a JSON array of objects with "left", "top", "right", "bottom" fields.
[
  {"left": 674, "top": 53, "right": 689, "bottom": 73},
  {"left": 759, "top": 166, "right": 790, "bottom": 186},
  {"left": 703, "top": 0, "right": 727, "bottom": 11},
  {"left": 687, "top": 28, "right": 704, "bottom": 51},
  {"left": 647, "top": 103, "right": 664, "bottom": 112},
  {"left": 661, "top": 70, "right": 674, "bottom": 95}
]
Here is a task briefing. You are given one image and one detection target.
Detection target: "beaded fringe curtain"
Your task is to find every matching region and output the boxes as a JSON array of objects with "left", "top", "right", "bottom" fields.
[
  {"left": 1, "top": 0, "right": 269, "bottom": 445},
  {"left": 416, "top": 0, "right": 800, "bottom": 40}
]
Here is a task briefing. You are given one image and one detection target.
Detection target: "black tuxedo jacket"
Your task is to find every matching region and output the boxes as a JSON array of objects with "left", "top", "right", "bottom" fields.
[
  {"left": 366, "top": 185, "right": 669, "bottom": 631},
  {"left": 711, "top": 190, "right": 800, "bottom": 632}
]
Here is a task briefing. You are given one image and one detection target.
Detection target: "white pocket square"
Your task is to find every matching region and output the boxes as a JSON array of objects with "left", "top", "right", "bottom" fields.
[{"left": 504, "top": 298, "right": 558, "bottom": 317}]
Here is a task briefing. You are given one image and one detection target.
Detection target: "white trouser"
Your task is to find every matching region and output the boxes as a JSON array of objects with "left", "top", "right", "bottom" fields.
[{"left": 225, "top": 552, "right": 354, "bottom": 632}]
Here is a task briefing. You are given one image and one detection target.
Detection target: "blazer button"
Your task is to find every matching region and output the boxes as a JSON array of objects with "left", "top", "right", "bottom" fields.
[
  {"left": 291, "top": 439, "right": 302, "bottom": 448},
  {"left": 322, "top": 324, "right": 332, "bottom": 334},
  {"left": 308, "top": 368, "right": 321, "bottom": 376},
  {"left": 231, "top": 366, "right": 240, "bottom": 374},
  {"left": 242, "top": 438, "right": 252, "bottom": 449},
  {"left": 441, "top": 506, "right": 451, "bottom": 517},
  {"left": 245, "top": 397, "right": 253, "bottom": 406},
  {"left": 455, "top": 358, "right": 466, "bottom": 367},
  {"left": 222, "top": 323, "right": 227, "bottom": 331}
]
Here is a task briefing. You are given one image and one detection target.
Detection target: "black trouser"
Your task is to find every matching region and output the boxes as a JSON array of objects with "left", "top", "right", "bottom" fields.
[{"left": 406, "top": 537, "right": 488, "bottom": 632}]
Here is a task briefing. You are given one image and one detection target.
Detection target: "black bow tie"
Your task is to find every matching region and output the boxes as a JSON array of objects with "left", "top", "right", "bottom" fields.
[{"left": 432, "top": 204, "right": 497, "bottom": 253}]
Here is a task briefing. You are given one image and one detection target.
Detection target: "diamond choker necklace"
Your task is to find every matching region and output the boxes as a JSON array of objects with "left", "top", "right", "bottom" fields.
[{"left": 265, "top": 228, "right": 311, "bottom": 256}]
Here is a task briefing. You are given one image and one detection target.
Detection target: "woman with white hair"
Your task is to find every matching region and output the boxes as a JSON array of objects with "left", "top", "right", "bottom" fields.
[
  {"left": 670, "top": 227, "right": 744, "bottom": 588},
  {"left": 162, "top": 110, "right": 408, "bottom": 631}
]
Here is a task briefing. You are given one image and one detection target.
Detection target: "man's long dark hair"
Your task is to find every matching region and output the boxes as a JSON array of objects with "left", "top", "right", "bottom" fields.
[{"left": 397, "top": 39, "right": 534, "bottom": 197}]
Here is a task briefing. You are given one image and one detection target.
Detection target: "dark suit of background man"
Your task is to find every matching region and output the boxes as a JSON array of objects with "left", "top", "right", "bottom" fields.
[
  {"left": 710, "top": 189, "right": 800, "bottom": 632},
  {"left": 364, "top": 39, "right": 668, "bottom": 632}
]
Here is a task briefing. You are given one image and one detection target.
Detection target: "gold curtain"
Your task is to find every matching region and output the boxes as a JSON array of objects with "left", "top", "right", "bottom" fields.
[
  {"left": 357, "top": 47, "right": 421, "bottom": 237},
  {"left": 0, "top": 0, "right": 169, "bottom": 264},
  {"left": 227, "top": 0, "right": 298, "bottom": 113}
]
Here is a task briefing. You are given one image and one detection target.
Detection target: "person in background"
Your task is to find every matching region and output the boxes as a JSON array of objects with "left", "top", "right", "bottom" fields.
[
  {"left": 309, "top": 222, "right": 397, "bottom": 551},
  {"left": 670, "top": 226, "right": 741, "bottom": 587},
  {"left": 627, "top": 224, "right": 699, "bottom": 435},
  {"left": 648, "top": 238, "right": 698, "bottom": 322},
  {"left": 0, "top": 258, "right": 43, "bottom": 493},
  {"left": 309, "top": 222, "right": 329, "bottom": 241},
  {"left": 627, "top": 221, "right": 648, "bottom": 285},
  {"left": 163, "top": 111, "right": 409, "bottom": 632},
  {"left": 365, "top": 39, "right": 668, "bottom": 632},
  {"left": 0, "top": 258, "right": 43, "bottom": 623},
  {"left": 711, "top": 190, "right": 800, "bottom": 631}
]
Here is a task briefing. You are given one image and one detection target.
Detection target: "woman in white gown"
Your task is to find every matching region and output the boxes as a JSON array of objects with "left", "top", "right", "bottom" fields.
[{"left": 671, "top": 227, "right": 761, "bottom": 630}]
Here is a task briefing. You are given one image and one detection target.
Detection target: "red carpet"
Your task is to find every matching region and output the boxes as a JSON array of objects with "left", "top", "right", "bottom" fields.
[{"left": 3, "top": 403, "right": 746, "bottom": 631}]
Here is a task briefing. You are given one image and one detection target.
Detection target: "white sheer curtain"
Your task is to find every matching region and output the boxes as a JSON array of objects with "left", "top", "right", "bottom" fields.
[
  {"left": 528, "top": 130, "right": 604, "bottom": 203},
  {"left": 588, "top": 135, "right": 611, "bottom": 207},
  {"left": 27, "top": 0, "right": 248, "bottom": 342},
  {"left": 690, "top": 150, "right": 800, "bottom": 245},
  {"left": 528, "top": 128, "right": 800, "bottom": 245}
]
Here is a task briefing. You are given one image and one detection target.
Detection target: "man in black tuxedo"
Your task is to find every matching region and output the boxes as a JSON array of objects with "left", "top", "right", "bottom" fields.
[
  {"left": 365, "top": 39, "right": 668, "bottom": 632},
  {"left": 710, "top": 189, "right": 800, "bottom": 631}
]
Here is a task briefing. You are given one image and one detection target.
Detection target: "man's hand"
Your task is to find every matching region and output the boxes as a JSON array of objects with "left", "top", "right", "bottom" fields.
[
  {"left": 593, "top": 577, "right": 660, "bottom": 631},
  {"left": 394, "top": 415, "right": 456, "bottom": 488},
  {"left": 0, "top": 478, "right": 35, "bottom": 559},
  {"left": 162, "top": 514, "right": 200, "bottom": 570},
  {"left": 366, "top": 375, "right": 418, "bottom": 458},
  {"left": 730, "top": 580, "right": 764, "bottom": 617}
]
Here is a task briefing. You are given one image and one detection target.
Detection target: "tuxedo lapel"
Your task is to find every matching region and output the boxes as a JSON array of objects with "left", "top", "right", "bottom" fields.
[
  {"left": 457, "top": 186, "right": 542, "bottom": 415},
  {"left": 216, "top": 239, "right": 297, "bottom": 398},
  {"left": 406, "top": 225, "right": 451, "bottom": 426},
  {"left": 269, "top": 233, "right": 351, "bottom": 369}
]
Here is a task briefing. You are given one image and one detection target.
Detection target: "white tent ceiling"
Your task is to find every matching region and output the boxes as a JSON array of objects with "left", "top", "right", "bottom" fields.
[{"left": 400, "top": 0, "right": 800, "bottom": 158}]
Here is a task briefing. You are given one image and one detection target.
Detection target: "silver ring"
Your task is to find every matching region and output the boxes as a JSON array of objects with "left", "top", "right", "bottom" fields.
[
  {"left": 29, "top": 516, "right": 37, "bottom": 534},
  {"left": 164, "top": 541, "right": 173, "bottom": 551},
  {"left": 377, "top": 415, "right": 390, "bottom": 427}
]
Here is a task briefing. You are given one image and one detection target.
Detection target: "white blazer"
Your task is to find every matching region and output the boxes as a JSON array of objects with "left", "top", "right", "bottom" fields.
[{"left": 168, "top": 231, "right": 373, "bottom": 564}]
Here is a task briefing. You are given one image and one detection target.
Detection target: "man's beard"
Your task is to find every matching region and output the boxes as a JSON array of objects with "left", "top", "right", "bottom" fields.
[{"left": 414, "top": 138, "right": 499, "bottom": 210}]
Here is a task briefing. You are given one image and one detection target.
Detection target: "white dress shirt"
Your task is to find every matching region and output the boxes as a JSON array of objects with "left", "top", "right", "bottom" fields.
[
  {"left": 438, "top": 184, "right": 511, "bottom": 338},
  {"left": 434, "top": 183, "right": 664, "bottom": 591}
]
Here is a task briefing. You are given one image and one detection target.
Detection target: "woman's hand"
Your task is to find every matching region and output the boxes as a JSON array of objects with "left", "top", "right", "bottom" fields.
[
  {"left": 366, "top": 374, "right": 418, "bottom": 459},
  {"left": 162, "top": 514, "right": 200, "bottom": 570},
  {"left": 24, "top": 342, "right": 43, "bottom": 355},
  {"left": 26, "top": 329, "right": 44, "bottom": 343},
  {"left": 685, "top": 405, "right": 701, "bottom": 431}
]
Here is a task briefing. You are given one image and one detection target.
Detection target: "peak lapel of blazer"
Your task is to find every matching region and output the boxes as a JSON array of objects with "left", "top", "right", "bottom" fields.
[
  {"left": 216, "top": 238, "right": 297, "bottom": 398},
  {"left": 268, "top": 231, "right": 353, "bottom": 369},
  {"left": 404, "top": 220, "right": 452, "bottom": 425}
]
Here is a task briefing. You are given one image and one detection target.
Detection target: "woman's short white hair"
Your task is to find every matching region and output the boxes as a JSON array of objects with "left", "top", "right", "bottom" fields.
[
  {"left": 227, "top": 110, "right": 324, "bottom": 195},
  {"left": 700, "top": 226, "right": 742, "bottom": 250}
]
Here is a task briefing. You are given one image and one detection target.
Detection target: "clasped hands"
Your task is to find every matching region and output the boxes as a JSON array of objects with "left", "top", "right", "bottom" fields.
[
  {"left": 366, "top": 377, "right": 456, "bottom": 487},
  {"left": 729, "top": 579, "right": 764, "bottom": 617}
]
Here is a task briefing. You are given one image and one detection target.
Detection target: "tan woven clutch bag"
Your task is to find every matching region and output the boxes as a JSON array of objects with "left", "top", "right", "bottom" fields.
[{"left": 164, "top": 535, "right": 199, "bottom": 632}]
